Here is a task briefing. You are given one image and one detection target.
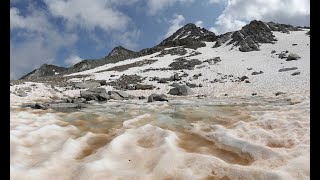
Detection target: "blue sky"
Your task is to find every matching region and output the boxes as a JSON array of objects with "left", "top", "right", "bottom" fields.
[{"left": 10, "top": 0, "right": 310, "bottom": 79}]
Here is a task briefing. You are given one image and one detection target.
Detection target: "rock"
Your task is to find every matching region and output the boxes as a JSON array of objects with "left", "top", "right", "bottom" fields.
[
  {"left": 168, "top": 85, "right": 193, "bottom": 96},
  {"left": 109, "top": 93, "right": 123, "bottom": 100},
  {"left": 116, "top": 91, "right": 130, "bottom": 98},
  {"left": 148, "top": 94, "right": 168, "bottom": 102},
  {"left": 35, "top": 103, "right": 48, "bottom": 110},
  {"left": 15, "top": 89, "right": 27, "bottom": 97},
  {"left": 98, "top": 93, "right": 111, "bottom": 101},
  {"left": 125, "top": 85, "right": 135, "bottom": 90},
  {"left": 271, "top": 50, "right": 276, "bottom": 54},
  {"left": 292, "top": 43, "right": 298, "bottom": 46},
  {"left": 196, "top": 94, "right": 206, "bottom": 99},
  {"left": 108, "top": 91, "right": 130, "bottom": 100},
  {"left": 138, "top": 96, "right": 146, "bottom": 100},
  {"left": 159, "top": 78, "right": 169, "bottom": 83},
  {"left": 186, "top": 83, "right": 197, "bottom": 88},
  {"left": 80, "top": 91, "right": 98, "bottom": 101},
  {"left": 170, "top": 83, "right": 181, "bottom": 88},
  {"left": 80, "top": 88, "right": 109, "bottom": 101},
  {"left": 247, "top": 68, "right": 253, "bottom": 70},
  {"left": 224, "top": 94, "right": 228, "bottom": 96},
  {"left": 88, "top": 88, "right": 106, "bottom": 94},
  {"left": 173, "top": 73, "right": 181, "bottom": 81},
  {"left": 169, "top": 58, "right": 202, "bottom": 70},
  {"left": 72, "top": 98, "right": 86, "bottom": 103},
  {"left": 74, "top": 81, "right": 101, "bottom": 89},
  {"left": 199, "top": 84, "right": 203, "bottom": 87},
  {"left": 49, "top": 103, "right": 82, "bottom": 111},
  {"left": 240, "top": 76, "right": 249, "bottom": 81},
  {"left": 251, "top": 71, "right": 263, "bottom": 75},
  {"left": 135, "top": 84, "right": 155, "bottom": 90},
  {"left": 93, "top": 80, "right": 107, "bottom": 85},
  {"left": 278, "top": 67, "right": 298, "bottom": 72},
  {"left": 275, "top": 92, "right": 286, "bottom": 96},
  {"left": 181, "top": 73, "right": 189, "bottom": 77},
  {"left": 252, "top": 93, "right": 257, "bottom": 96},
  {"left": 110, "top": 74, "right": 116, "bottom": 77},
  {"left": 286, "top": 53, "right": 300, "bottom": 61},
  {"left": 193, "top": 73, "right": 202, "bottom": 79},
  {"left": 291, "top": 72, "right": 301, "bottom": 76},
  {"left": 245, "top": 80, "right": 250, "bottom": 83},
  {"left": 204, "top": 57, "right": 221, "bottom": 65},
  {"left": 278, "top": 53, "right": 287, "bottom": 59}
]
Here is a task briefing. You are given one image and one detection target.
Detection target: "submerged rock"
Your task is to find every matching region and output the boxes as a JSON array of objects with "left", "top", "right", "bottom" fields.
[{"left": 49, "top": 103, "right": 82, "bottom": 111}]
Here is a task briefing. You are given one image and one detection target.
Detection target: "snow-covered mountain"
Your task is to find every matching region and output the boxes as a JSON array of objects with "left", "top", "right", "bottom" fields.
[{"left": 10, "top": 20, "right": 310, "bottom": 180}]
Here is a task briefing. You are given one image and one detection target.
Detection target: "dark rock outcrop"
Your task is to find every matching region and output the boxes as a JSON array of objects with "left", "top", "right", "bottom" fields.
[
  {"left": 228, "top": 20, "right": 277, "bottom": 52},
  {"left": 278, "top": 67, "right": 298, "bottom": 72},
  {"left": 135, "top": 84, "right": 155, "bottom": 90},
  {"left": 286, "top": 53, "right": 300, "bottom": 61},
  {"left": 251, "top": 71, "right": 264, "bottom": 75},
  {"left": 80, "top": 88, "right": 109, "bottom": 101},
  {"left": 20, "top": 64, "right": 67, "bottom": 80},
  {"left": 74, "top": 81, "right": 101, "bottom": 89},
  {"left": 158, "top": 23, "right": 217, "bottom": 50},
  {"left": 168, "top": 85, "right": 193, "bottom": 96},
  {"left": 148, "top": 94, "right": 168, "bottom": 102}
]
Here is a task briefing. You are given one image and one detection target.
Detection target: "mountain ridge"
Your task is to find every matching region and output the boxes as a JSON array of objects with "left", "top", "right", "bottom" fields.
[{"left": 18, "top": 20, "right": 306, "bottom": 81}]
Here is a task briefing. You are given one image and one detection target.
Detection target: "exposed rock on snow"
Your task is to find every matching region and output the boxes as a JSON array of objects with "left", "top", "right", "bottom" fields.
[
  {"left": 147, "top": 94, "right": 168, "bottom": 102},
  {"left": 278, "top": 67, "right": 298, "bottom": 72},
  {"left": 291, "top": 72, "right": 301, "bottom": 76},
  {"left": 168, "top": 84, "right": 193, "bottom": 96},
  {"left": 286, "top": 53, "right": 301, "bottom": 61},
  {"left": 169, "top": 58, "right": 202, "bottom": 70},
  {"left": 251, "top": 71, "right": 264, "bottom": 75},
  {"left": 74, "top": 81, "right": 101, "bottom": 89}
]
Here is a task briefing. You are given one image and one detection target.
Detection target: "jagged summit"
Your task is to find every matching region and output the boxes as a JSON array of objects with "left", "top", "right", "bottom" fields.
[
  {"left": 157, "top": 23, "right": 217, "bottom": 49},
  {"left": 107, "top": 46, "right": 136, "bottom": 57},
  {"left": 18, "top": 20, "right": 306, "bottom": 80},
  {"left": 214, "top": 20, "right": 303, "bottom": 52},
  {"left": 20, "top": 64, "right": 67, "bottom": 80}
]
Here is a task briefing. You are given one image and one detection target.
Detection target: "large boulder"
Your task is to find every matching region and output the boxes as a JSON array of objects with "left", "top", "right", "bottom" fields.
[
  {"left": 107, "top": 91, "right": 131, "bottom": 100},
  {"left": 286, "top": 53, "right": 300, "bottom": 61},
  {"left": 148, "top": 94, "right": 168, "bottom": 102},
  {"left": 168, "top": 85, "right": 193, "bottom": 96},
  {"left": 80, "top": 88, "right": 109, "bottom": 101},
  {"left": 74, "top": 81, "right": 101, "bottom": 89},
  {"left": 135, "top": 84, "right": 155, "bottom": 90}
]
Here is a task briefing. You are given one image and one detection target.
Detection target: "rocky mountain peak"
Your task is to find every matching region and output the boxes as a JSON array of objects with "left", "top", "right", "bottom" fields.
[
  {"left": 157, "top": 23, "right": 217, "bottom": 49},
  {"left": 107, "top": 46, "right": 136, "bottom": 57},
  {"left": 166, "top": 23, "right": 216, "bottom": 42},
  {"left": 20, "top": 64, "right": 67, "bottom": 80}
]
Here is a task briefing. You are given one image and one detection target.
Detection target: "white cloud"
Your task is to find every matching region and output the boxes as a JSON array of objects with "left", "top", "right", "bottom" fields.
[
  {"left": 10, "top": 7, "right": 50, "bottom": 33},
  {"left": 195, "top": 20, "right": 203, "bottom": 28},
  {"left": 146, "top": 0, "right": 194, "bottom": 15},
  {"left": 10, "top": 6, "right": 78, "bottom": 79},
  {"left": 164, "top": 14, "right": 185, "bottom": 38},
  {"left": 44, "top": 0, "right": 130, "bottom": 32},
  {"left": 208, "top": 0, "right": 223, "bottom": 4},
  {"left": 113, "top": 29, "right": 141, "bottom": 50},
  {"left": 64, "top": 55, "right": 82, "bottom": 66},
  {"left": 210, "top": 0, "right": 310, "bottom": 34}
]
